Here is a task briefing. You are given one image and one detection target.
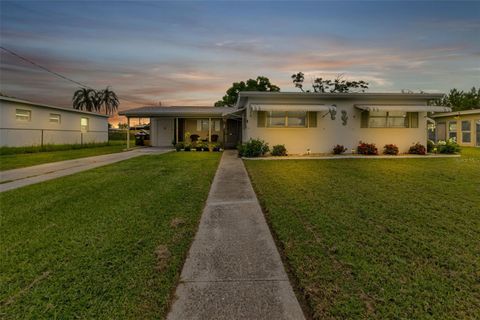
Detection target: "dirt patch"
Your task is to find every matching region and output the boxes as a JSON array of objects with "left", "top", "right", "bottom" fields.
[
  {"left": 170, "top": 217, "right": 185, "bottom": 228},
  {"left": 154, "top": 245, "right": 171, "bottom": 272}
]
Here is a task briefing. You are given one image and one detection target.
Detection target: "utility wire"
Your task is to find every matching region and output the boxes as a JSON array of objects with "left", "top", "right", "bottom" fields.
[{"left": 0, "top": 46, "right": 144, "bottom": 106}]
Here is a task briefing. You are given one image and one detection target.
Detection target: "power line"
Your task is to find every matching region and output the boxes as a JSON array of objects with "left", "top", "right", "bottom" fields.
[{"left": 0, "top": 46, "right": 144, "bottom": 106}]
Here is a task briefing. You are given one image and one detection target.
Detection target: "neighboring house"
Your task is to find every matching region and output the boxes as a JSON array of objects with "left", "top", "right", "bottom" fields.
[
  {"left": 0, "top": 96, "right": 109, "bottom": 147},
  {"left": 119, "top": 92, "right": 451, "bottom": 154},
  {"left": 430, "top": 109, "right": 480, "bottom": 147}
]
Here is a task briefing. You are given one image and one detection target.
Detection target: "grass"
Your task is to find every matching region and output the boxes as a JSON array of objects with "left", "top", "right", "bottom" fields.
[
  {"left": 0, "top": 152, "right": 221, "bottom": 319},
  {"left": 245, "top": 147, "right": 480, "bottom": 319},
  {"left": 0, "top": 141, "right": 136, "bottom": 171}
]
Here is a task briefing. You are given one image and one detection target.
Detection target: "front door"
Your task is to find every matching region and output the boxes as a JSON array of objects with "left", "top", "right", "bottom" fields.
[
  {"left": 436, "top": 122, "right": 446, "bottom": 142},
  {"left": 225, "top": 119, "right": 241, "bottom": 149}
]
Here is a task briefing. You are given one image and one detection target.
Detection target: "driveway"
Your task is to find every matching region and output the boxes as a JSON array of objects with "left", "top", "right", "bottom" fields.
[{"left": 0, "top": 147, "right": 172, "bottom": 192}]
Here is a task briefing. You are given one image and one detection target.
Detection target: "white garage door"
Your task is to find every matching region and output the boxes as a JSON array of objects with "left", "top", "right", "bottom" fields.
[{"left": 154, "top": 118, "right": 174, "bottom": 147}]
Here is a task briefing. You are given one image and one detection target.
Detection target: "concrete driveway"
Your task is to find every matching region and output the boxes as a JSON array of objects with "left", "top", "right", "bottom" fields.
[{"left": 0, "top": 147, "right": 172, "bottom": 192}]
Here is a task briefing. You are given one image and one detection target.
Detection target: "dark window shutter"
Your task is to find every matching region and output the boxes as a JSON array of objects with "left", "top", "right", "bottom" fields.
[
  {"left": 308, "top": 112, "right": 317, "bottom": 127},
  {"left": 408, "top": 112, "right": 418, "bottom": 128},
  {"left": 360, "top": 111, "right": 369, "bottom": 128},
  {"left": 257, "top": 111, "right": 266, "bottom": 127}
]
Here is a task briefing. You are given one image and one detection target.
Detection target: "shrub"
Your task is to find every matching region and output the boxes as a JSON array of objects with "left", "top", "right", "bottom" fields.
[
  {"left": 238, "top": 139, "right": 270, "bottom": 157},
  {"left": 437, "top": 139, "right": 460, "bottom": 154},
  {"left": 357, "top": 141, "right": 378, "bottom": 155},
  {"left": 271, "top": 144, "right": 287, "bottom": 156},
  {"left": 408, "top": 142, "right": 426, "bottom": 155},
  {"left": 333, "top": 145, "right": 347, "bottom": 155},
  {"left": 427, "top": 139, "right": 435, "bottom": 153},
  {"left": 383, "top": 144, "right": 399, "bottom": 155},
  {"left": 175, "top": 142, "right": 184, "bottom": 151},
  {"left": 184, "top": 144, "right": 191, "bottom": 151},
  {"left": 210, "top": 143, "right": 222, "bottom": 152}
]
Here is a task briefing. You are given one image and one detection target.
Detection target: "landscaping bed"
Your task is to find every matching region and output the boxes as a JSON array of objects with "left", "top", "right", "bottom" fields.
[
  {"left": 0, "top": 152, "right": 221, "bottom": 319},
  {"left": 245, "top": 147, "right": 480, "bottom": 319}
]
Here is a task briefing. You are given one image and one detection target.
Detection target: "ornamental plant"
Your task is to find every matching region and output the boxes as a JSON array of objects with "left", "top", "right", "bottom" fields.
[
  {"left": 175, "top": 142, "right": 184, "bottom": 151},
  {"left": 427, "top": 139, "right": 435, "bottom": 153},
  {"left": 333, "top": 144, "right": 347, "bottom": 154},
  {"left": 271, "top": 144, "right": 287, "bottom": 156},
  {"left": 383, "top": 144, "right": 399, "bottom": 155},
  {"left": 437, "top": 139, "right": 460, "bottom": 154},
  {"left": 357, "top": 141, "right": 378, "bottom": 155},
  {"left": 408, "top": 142, "right": 426, "bottom": 155},
  {"left": 238, "top": 138, "right": 270, "bottom": 157}
]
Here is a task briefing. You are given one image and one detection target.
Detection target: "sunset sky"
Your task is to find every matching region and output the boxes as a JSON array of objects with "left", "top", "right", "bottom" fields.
[{"left": 1, "top": 0, "right": 479, "bottom": 125}]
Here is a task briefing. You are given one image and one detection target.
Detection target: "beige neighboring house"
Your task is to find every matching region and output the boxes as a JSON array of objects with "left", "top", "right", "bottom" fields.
[
  {"left": 0, "top": 96, "right": 109, "bottom": 147},
  {"left": 120, "top": 92, "right": 451, "bottom": 154},
  {"left": 430, "top": 109, "right": 480, "bottom": 147}
]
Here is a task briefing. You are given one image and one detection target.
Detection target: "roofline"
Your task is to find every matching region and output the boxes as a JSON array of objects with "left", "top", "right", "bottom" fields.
[
  {"left": 0, "top": 96, "right": 110, "bottom": 118},
  {"left": 118, "top": 106, "right": 230, "bottom": 117},
  {"left": 235, "top": 91, "right": 444, "bottom": 108},
  {"left": 430, "top": 109, "right": 480, "bottom": 118}
]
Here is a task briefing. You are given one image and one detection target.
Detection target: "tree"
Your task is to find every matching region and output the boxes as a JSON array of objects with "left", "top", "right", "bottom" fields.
[
  {"left": 98, "top": 87, "right": 120, "bottom": 115},
  {"left": 72, "top": 87, "right": 120, "bottom": 114},
  {"left": 291, "top": 72, "right": 369, "bottom": 93},
  {"left": 72, "top": 88, "right": 99, "bottom": 112},
  {"left": 432, "top": 87, "right": 480, "bottom": 111},
  {"left": 118, "top": 123, "right": 129, "bottom": 129},
  {"left": 215, "top": 76, "right": 280, "bottom": 107}
]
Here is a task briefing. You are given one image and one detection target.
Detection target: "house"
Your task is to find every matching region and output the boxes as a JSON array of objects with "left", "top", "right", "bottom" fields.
[
  {"left": 0, "top": 96, "right": 109, "bottom": 147},
  {"left": 430, "top": 109, "right": 480, "bottom": 147},
  {"left": 119, "top": 92, "right": 451, "bottom": 154}
]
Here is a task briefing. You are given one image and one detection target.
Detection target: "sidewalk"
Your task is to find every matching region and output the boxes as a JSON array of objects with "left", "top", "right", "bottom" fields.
[
  {"left": 0, "top": 147, "right": 172, "bottom": 192},
  {"left": 167, "top": 150, "right": 305, "bottom": 320}
]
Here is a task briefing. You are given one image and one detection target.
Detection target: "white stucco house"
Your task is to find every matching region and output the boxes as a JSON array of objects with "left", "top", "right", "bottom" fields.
[
  {"left": 119, "top": 92, "right": 451, "bottom": 154},
  {"left": 0, "top": 96, "right": 109, "bottom": 147}
]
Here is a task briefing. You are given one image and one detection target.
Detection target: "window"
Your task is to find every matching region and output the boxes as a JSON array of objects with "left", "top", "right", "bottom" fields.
[
  {"left": 461, "top": 120, "right": 471, "bottom": 143},
  {"left": 362, "top": 111, "right": 418, "bottom": 128},
  {"left": 266, "top": 111, "right": 307, "bottom": 128},
  {"left": 49, "top": 113, "right": 61, "bottom": 124},
  {"left": 16, "top": 109, "right": 31, "bottom": 121},
  {"left": 448, "top": 121, "right": 457, "bottom": 141},
  {"left": 213, "top": 120, "right": 221, "bottom": 132},
  {"left": 268, "top": 111, "right": 287, "bottom": 127},
  {"left": 196, "top": 119, "right": 221, "bottom": 132},
  {"left": 81, "top": 117, "right": 89, "bottom": 132}
]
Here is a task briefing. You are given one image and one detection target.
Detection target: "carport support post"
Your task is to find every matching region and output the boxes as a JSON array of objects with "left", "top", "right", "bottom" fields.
[
  {"left": 175, "top": 117, "right": 179, "bottom": 144},
  {"left": 208, "top": 118, "right": 212, "bottom": 143},
  {"left": 126, "top": 117, "right": 130, "bottom": 149}
]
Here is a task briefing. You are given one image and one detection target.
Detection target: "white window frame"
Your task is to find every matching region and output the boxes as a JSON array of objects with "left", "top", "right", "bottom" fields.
[
  {"left": 16, "top": 109, "right": 31, "bottom": 122},
  {"left": 448, "top": 121, "right": 457, "bottom": 141},
  {"left": 461, "top": 120, "right": 471, "bottom": 143},
  {"left": 266, "top": 111, "right": 307, "bottom": 128},
  {"left": 81, "top": 117, "right": 89, "bottom": 132},
  {"left": 196, "top": 119, "right": 209, "bottom": 131},
  {"left": 49, "top": 113, "right": 61, "bottom": 124},
  {"left": 368, "top": 111, "right": 408, "bottom": 128}
]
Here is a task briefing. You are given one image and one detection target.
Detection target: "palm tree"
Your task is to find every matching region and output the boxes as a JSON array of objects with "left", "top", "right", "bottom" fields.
[
  {"left": 72, "top": 88, "right": 97, "bottom": 112},
  {"left": 98, "top": 87, "right": 119, "bottom": 115}
]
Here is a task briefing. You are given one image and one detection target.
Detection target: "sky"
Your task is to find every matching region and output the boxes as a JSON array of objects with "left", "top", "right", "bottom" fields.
[{"left": 1, "top": 1, "right": 479, "bottom": 124}]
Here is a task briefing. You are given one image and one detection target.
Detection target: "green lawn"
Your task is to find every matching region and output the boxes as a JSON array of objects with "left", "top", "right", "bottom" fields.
[
  {"left": 0, "top": 141, "right": 135, "bottom": 171},
  {"left": 245, "top": 148, "right": 480, "bottom": 319},
  {"left": 0, "top": 152, "right": 221, "bottom": 319}
]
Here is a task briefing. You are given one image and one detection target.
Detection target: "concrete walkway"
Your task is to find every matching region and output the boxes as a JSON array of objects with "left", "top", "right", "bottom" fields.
[
  {"left": 0, "top": 147, "right": 172, "bottom": 192},
  {"left": 167, "top": 151, "right": 305, "bottom": 320}
]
